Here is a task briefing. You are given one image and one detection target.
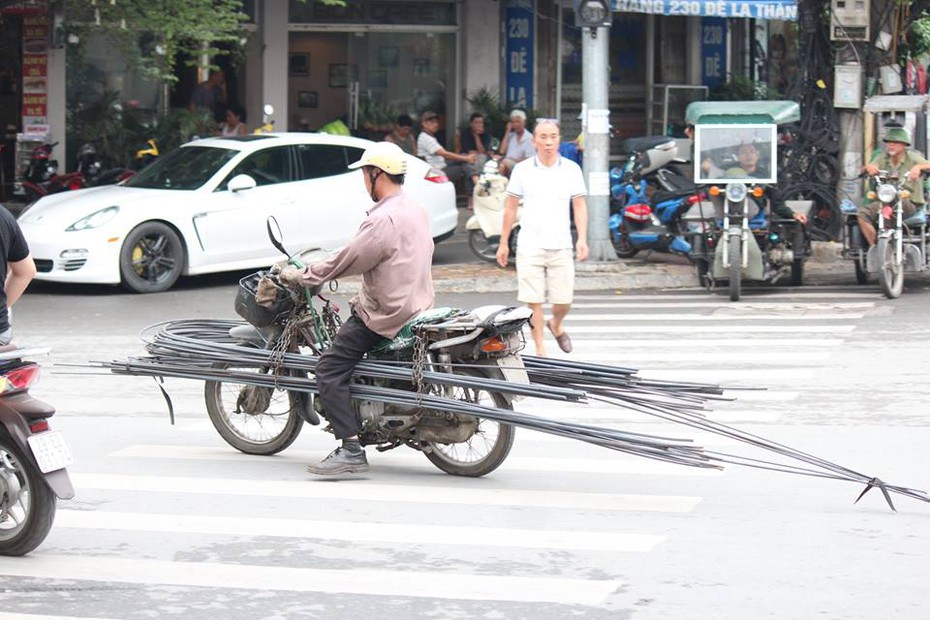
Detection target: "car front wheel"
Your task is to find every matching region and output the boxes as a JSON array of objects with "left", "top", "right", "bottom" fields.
[{"left": 119, "top": 221, "right": 185, "bottom": 293}]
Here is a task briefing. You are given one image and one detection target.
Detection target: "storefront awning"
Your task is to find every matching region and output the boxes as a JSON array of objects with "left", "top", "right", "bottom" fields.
[{"left": 612, "top": 0, "right": 797, "bottom": 20}]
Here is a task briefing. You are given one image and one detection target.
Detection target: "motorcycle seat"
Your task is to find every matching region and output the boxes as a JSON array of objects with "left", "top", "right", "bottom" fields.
[
  {"left": 903, "top": 208, "right": 927, "bottom": 228},
  {"left": 620, "top": 136, "right": 677, "bottom": 155},
  {"left": 651, "top": 189, "right": 697, "bottom": 205}
]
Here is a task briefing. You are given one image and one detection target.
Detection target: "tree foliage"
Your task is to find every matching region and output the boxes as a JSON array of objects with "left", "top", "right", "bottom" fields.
[{"left": 62, "top": 0, "right": 249, "bottom": 84}]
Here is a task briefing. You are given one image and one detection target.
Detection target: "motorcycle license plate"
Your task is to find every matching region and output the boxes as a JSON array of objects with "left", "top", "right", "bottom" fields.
[{"left": 27, "top": 430, "right": 74, "bottom": 473}]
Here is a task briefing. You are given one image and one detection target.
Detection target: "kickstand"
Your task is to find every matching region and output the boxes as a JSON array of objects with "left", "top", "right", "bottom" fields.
[{"left": 854, "top": 477, "right": 896, "bottom": 512}]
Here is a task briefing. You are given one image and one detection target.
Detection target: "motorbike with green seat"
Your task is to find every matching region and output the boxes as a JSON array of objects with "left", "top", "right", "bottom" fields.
[{"left": 203, "top": 219, "right": 531, "bottom": 477}]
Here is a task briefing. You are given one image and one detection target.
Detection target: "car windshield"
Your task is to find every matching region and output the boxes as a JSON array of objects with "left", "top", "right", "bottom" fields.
[{"left": 125, "top": 145, "right": 238, "bottom": 190}]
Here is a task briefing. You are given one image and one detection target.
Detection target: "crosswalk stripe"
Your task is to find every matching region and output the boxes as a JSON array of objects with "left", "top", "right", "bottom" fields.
[
  {"left": 556, "top": 338, "right": 843, "bottom": 348},
  {"left": 571, "top": 292, "right": 879, "bottom": 301},
  {"left": 55, "top": 509, "right": 665, "bottom": 552},
  {"left": 558, "top": 351, "right": 833, "bottom": 362},
  {"left": 69, "top": 473, "right": 702, "bottom": 513},
  {"left": 563, "top": 324, "right": 853, "bottom": 333},
  {"left": 0, "top": 555, "right": 621, "bottom": 605},
  {"left": 564, "top": 313, "right": 863, "bottom": 321},
  {"left": 571, "top": 302, "right": 874, "bottom": 310},
  {"left": 108, "top": 444, "right": 723, "bottom": 477}
]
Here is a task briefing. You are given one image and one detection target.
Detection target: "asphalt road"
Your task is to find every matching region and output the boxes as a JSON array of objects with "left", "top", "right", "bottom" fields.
[{"left": 1, "top": 278, "right": 929, "bottom": 619}]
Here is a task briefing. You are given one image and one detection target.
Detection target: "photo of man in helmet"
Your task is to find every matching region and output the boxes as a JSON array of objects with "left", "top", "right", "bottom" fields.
[
  {"left": 279, "top": 142, "right": 435, "bottom": 475},
  {"left": 858, "top": 126, "right": 930, "bottom": 247}
]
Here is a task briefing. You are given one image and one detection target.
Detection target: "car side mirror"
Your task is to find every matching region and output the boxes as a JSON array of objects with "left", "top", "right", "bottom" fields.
[{"left": 228, "top": 174, "right": 257, "bottom": 193}]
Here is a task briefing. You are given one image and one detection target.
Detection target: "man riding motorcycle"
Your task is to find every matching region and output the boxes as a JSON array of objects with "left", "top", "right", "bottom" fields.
[
  {"left": 857, "top": 127, "right": 930, "bottom": 247},
  {"left": 278, "top": 141, "right": 435, "bottom": 475}
]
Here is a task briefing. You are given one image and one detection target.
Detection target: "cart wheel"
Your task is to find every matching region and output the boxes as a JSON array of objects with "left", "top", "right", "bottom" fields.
[
  {"left": 854, "top": 255, "right": 868, "bottom": 284},
  {"left": 728, "top": 236, "right": 742, "bottom": 302}
]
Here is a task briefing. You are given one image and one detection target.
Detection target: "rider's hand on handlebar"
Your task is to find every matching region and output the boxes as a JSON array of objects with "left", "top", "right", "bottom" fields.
[
  {"left": 278, "top": 265, "right": 307, "bottom": 289},
  {"left": 862, "top": 163, "right": 880, "bottom": 177}
]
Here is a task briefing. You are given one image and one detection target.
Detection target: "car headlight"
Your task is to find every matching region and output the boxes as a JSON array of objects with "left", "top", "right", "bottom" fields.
[
  {"left": 877, "top": 184, "right": 897, "bottom": 204},
  {"left": 65, "top": 206, "right": 119, "bottom": 231},
  {"left": 725, "top": 182, "right": 748, "bottom": 203}
]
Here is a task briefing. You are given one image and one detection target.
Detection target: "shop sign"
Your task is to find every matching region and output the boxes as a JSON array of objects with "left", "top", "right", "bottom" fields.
[
  {"left": 0, "top": 0, "right": 47, "bottom": 15},
  {"left": 21, "top": 14, "right": 49, "bottom": 127},
  {"left": 292, "top": 1, "right": 456, "bottom": 26},
  {"left": 611, "top": 0, "right": 797, "bottom": 20},
  {"left": 504, "top": 0, "right": 534, "bottom": 109},
  {"left": 700, "top": 17, "right": 727, "bottom": 88}
]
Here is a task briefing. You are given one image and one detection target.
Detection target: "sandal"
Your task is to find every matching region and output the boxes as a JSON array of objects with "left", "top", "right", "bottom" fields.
[{"left": 546, "top": 319, "right": 572, "bottom": 353}]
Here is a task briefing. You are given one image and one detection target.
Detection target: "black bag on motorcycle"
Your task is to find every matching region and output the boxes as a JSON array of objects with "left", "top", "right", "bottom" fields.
[{"left": 234, "top": 271, "right": 295, "bottom": 327}]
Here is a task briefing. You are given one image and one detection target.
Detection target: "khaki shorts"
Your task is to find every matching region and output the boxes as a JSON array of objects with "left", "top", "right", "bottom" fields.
[
  {"left": 858, "top": 199, "right": 919, "bottom": 220},
  {"left": 516, "top": 247, "right": 575, "bottom": 305}
]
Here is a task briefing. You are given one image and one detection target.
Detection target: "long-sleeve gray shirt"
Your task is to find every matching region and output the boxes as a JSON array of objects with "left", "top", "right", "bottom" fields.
[{"left": 298, "top": 189, "right": 435, "bottom": 338}]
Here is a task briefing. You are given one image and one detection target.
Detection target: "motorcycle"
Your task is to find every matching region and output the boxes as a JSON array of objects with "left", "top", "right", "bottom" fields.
[
  {"left": 0, "top": 345, "right": 74, "bottom": 556},
  {"left": 465, "top": 159, "right": 520, "bottom": 262},
  {"left": 76, "top": 142, "right": 133, "bottom": 188},
  {"left": 253, "top": 104, "right": 276, "bottom": 135},
  {"left": 843, "top": 170, "right": 930, "bottom": 298},
  {"left": 686, "top": 100, "right": 811, "bottom": 301},
  {"left": 17, "top": 142, "right": 86, "bottom": 204},
  {"left": 203, "top": 218, "right": 532, "bottom": 477}
]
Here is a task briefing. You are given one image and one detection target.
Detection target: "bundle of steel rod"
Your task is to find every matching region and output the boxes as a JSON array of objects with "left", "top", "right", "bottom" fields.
[{"left": 91, "top": 318, "right": 929, "bottom": 508}]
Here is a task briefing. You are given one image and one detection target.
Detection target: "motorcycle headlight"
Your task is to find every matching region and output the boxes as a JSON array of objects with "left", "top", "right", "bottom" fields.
[
  {"left": 66, "top": 206, "right": 119, "bottom": 231},
  {"left": 725, "top": 182, "right": 748, "bottom": 203},
  {"left": 877, "top": 184, "right": 897, "bottom": 203}
]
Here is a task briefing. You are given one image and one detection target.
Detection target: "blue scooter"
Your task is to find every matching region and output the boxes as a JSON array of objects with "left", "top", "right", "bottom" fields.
[{"left": 608, "top": 136, "right": 701, "bottom": 259}]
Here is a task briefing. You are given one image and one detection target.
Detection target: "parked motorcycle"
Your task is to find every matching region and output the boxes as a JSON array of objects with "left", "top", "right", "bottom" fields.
[
  {"left": 608, "top": 137, "right": 701, "bottom": 259},
  {"left": 253, "top": 104, "right": 276, "bottom": 135},
  {"left": 18, "top": 142, "right": 86, "bottom": 204},
  {"left": 0, "top": 345, "right": 74, "bottom": 556},
  {"left": 465, "top": 160, "right": 520, "bottom": 262},
  {"left": 203, "top": 218, "right": 531, "bottom": 477},
  {"left": 843, "top": 170, "right": 930, "bottom": 298},
  {"left": 76, "top": 142, "right": 133, "bottom": 188}
]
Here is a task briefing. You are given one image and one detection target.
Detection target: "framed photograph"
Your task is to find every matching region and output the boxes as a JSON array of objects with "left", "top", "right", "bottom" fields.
[
  {"left": 413, "top": 58, "right": 430, "bottom": 76},
  {"left": 368, "top": 70, "right": 387, "bottom": 89},
  {"left": 289, "top": 53, "right": 310, "bottom": 77},
  {"left": 377, "top": 46, "right": 399, "bottom": 68},
  {"left": 328, "top": 63, "right": 358, "bottom": 88},
  {"left": 297, "top": 90, "right": 318, "bottom": 108}
]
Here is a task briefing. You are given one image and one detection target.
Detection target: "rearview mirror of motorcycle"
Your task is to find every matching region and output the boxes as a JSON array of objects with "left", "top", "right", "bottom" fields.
[
  {"left": 265, "top": 216, "right": 289, "bottom": 257},
  {"left": 263, "top": 104, "right": 275, "bottom": 117}
]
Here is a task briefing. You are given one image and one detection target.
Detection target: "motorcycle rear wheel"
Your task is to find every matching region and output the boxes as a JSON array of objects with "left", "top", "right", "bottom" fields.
[
  {"left": 728, "top": 236, "right": 742, "bottom": 302},
  {"left": 204, "top": 363, "right": 303, "bottom": 455},
  {"left": 877, "top": 236, "right": 904, "bottom": 299},
  {"left": 423, "top": 368, "right": 515, "bottom": 477},
  {"left": 611, "top": 224, "right": 639, "bottom": 259},
  {"left": 0, "top": 430, "right": 57, "bottom": 556}
]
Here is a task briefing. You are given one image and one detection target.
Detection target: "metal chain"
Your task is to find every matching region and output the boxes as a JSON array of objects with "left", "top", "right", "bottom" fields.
[
  {"left": 269, "top": 310, "right": 302, "bottom": 387},
  {"left": 410, "top": 330, "right": 429, "bottom": 411}
]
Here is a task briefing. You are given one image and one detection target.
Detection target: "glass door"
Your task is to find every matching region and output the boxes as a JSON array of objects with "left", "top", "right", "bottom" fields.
[{"left": 289, "top": 30, "right": 456, "bottom": 143}]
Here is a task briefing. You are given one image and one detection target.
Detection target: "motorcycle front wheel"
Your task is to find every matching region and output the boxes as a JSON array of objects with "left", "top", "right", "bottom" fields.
[
  {"left": 728, "top": 235, "right": 742, "bottom": 302},
  {"left": 0, "top": 430, "right": 57, "bottom": 556},
  {"left": 877, "top": 236, "right": 904, "bottom": 299},
  {"left": 204, "top": 363, "right": 303, "bottom": 455},
  {"left": 423, "top": 368, "right": 515, "bottom": 477},
  {"left": 467, "top": 230, "right": 501, "bottom": 263}
]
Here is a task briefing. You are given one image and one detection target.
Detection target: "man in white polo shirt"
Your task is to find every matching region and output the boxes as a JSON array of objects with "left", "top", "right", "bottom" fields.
[{"left": 495, "top": 117, "right": 588, "bottom": 357}]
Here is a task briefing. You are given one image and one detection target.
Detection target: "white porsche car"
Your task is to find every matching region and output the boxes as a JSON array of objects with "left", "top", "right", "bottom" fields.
[{"left": 18, "top": 133, "right": 458, "bottom": 293}]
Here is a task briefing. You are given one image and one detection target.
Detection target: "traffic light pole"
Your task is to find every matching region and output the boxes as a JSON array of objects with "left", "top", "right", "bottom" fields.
[{"left": 581, "top": 24, "right": 616, "bottom": 261}]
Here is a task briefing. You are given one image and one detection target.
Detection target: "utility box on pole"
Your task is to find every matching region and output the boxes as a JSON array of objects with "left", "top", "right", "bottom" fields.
[
  {"left": 573, "top": 0, "right": 615, "bottom": 261},
  {"left": 830, "top": 0, "right": 869, "bottom": 42}
]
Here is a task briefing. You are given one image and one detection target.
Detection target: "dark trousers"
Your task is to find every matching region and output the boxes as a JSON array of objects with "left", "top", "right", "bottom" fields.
[{"left": 315, "top": 315, "right": 384, "bottom": 440}]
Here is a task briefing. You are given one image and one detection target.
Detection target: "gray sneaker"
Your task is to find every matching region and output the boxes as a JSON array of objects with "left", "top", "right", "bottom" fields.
[{"left": 307, "top": 443, "right": 369, "bottom": 475}]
